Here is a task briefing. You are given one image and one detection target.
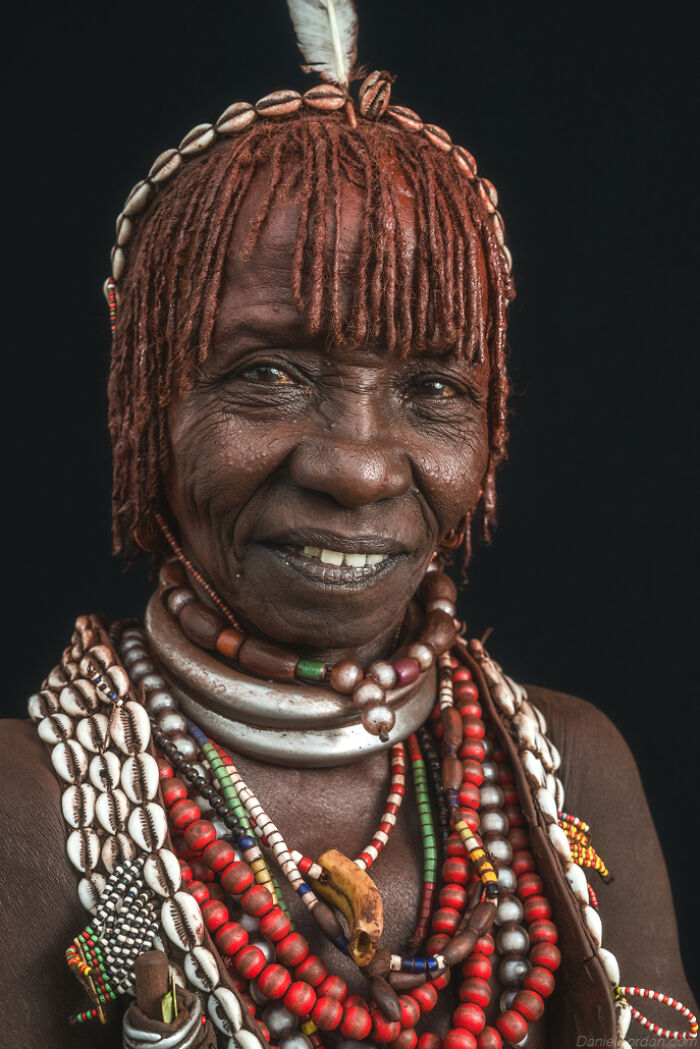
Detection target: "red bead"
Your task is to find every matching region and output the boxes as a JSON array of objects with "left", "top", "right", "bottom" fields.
[
  {"left": 507, "top": 826, "right": 529, "bottom": 850},
  {"left": 202, "top": 839, "right": 237, "bottom": 872},
  {"left": 161, "top": 779, "right": 187, "bottom": 807},
  {"left": 516, "top": 872, "right": 543, "bottom": 899},
  {"left": 495, "top": 762, "right": 513, "bottom": 783},
  {"left": 311, "top": 995, "right": 343, "bottom": 1031},
  {"left": 257, "top": 964, "right": 291, "bottom": 1000},
  {"left": 504, "top": 805, "right": 524, "bottom": 828},
  {"left": 460, "top": 808, "right": 480, "bottom": 832},
  {"left": 184, "top": 819, "right": 217, "bottom": 852},
  {"left": 439, "top": 884, "right": 468, "bottom": 911},
  {"left": 340, "top": 1004, "right": 372, "bottom": 1040},
  {"left": 283, "top": 981, "right": 317, "bottom": 1017},
  {"left": 295, "top": 954, "right": 327, "bottom": 987},
  {"left": 430, "top": 971, "right": 451, "bottom": 990},
  {"left": 453, "top": 1002, "right": 486, "bottom": 1034},
  {"left": 178, "top": 861, "right": 193, "bottom": 883},
  {"left": 462, "top": 718, "right": 485, "bottom": 740},
  {"left": 453, "top": 667, "right": 473, "bottom": 682},
  {"left": 391, "top": 1028, "right": 418, "bottom": 1049},
  {"left": 432, "top": 907, "right": 461, "bottom": 935},
  {"left": 276, "top": 932, "right": 309, "bottom": 967},
  {"left": 370, "top": 1008, "right": 401, "bottom": 1044},
  {"left": 461, "top": 954, "right": 491, "bottom": 981},
  {"left": 511, "top": 850, "right": 536, "bottom": 876},
  {"left": 426, "top": 933, "right": 450, "bottom": 956},
  {"left": 475, "top": 935, "right": 494, "bottom": 957},
  {"left": 512, "top": 989, "right": 544, "bottom": 1021},
  {"left": 523, "top": 965, "right": 555, "bottom": 999},
  {"left": 399, "top": 995, "right": 421, "bottom": 1029},
  {"left": 258, "top": 1021, "right": 271, "bottom": 1044},
  {"left": 220, "top": 861, "right": 254, "bottom": 895},
  {"left": 187, "top": 881, "right": 210, "bottom": 905},
  {"left": 501, "top": 786, "right": 518, "bottom": 806},
  {"left": 240, "top": 884, "right": 275, "bottom": 917},
  {"left": 494, "top": 1009, "right": 527, "bottom": 1043},
  {"left": 189, "top": 861, "right": 215, "bottom": 884},
  {"left": 409, "top": 983, "right": 438, "bottom": 1012},
  {"left": 417, "top": 1036, "right": 442, "bottom": 1049},
  {"left": 441, "top": 857, "right": 469, "bottom": 885},
  {"left": 157, "top": 757, "right": 174, "bottom": 779},
  {"left": 443, "top": 1031, "right": 476, "bottom": 1049},
  {"left": 529, "top": 942, "right": 561, "bottom": 972},
  {"left": 457, "top": 784, "right": 481, "bottom": 811},
  {"left": 200, "top": 898, "right": 228, "bottom": 933},
  {"left": 475, "top": 1028, "right": 502, "bottom": 1049},
  {"left": 215, "top": 921, "right": 248, "bottom": 957},
  {"left": 446, "top": 835, "right": 467, "bottom": 857},
  {"left": 235, "top": 945, "right": 267, "bottom": 979},
  {"left": 459, "top": 740, "right": 485, "bottom": 762},
  {"left": 259, "top": 907, "right": 291, "bottom": 942},
  {"left": 461, "top": 760, "right": 484, "bottom": 787},
  {"left": 523, "top": 894, "right": 552, "bottom": 923},
  {"left": 207, "top": 882, "right": 226, "bottom": 903},
  {"left": 169, "top": 798, "right": 200, "bottom": 829},
  {"left": 459, "top": 977, "right": 490, "bottom": 1009},
  {"left": 529, "top": 919, "right": 558, "bottom": 945},
  {"left": 317, "top": 974, "right": 347, "bottom": 1002},
  {"left": 456, "top": 699, "right": 482, "bottom": 719}
]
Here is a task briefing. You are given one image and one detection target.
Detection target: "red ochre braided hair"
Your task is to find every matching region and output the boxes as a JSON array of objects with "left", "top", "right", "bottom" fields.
[{"left": 107, "top": 97, "right": 515, "bottom": 563}]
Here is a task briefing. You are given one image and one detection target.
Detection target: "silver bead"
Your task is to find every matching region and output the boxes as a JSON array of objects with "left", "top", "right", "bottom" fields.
[
  {"left": 479, "top": 784, "right": 504, "bottom": 809},
  {"left": 140, "top": 672, "right": 167, "bottom": 692},
  {"left": 129, "top": 659, "right": 154, "bottom": 682},
  {"left": 171, "top": 733, "right": 198, "bottom": 761},
  {"left": 250, "top": 936, "right": 276, "bottom": 964},
  {"left": 167, "top": 587, "right": 195, "bottom": 616},
  {"left": 496, "top": 921, "right": 529, "bottom": 956},
  {"left": 495, "top": 893, "right": 524, "bottom": 925},
  {"left": 367, "top": 661, "right": 398, "bottom": 690},
  {"left": 121, "top": 637, "right": 145, "bottom": 654},
  {"left": 481, "top": 736, "right": 493, "bottom": 759},
  {"left": 361, "top": 702, "right": 395, "bottom": 740},
  {"left": 157, "top": 710, "right": 188, "bottom": 736},
  {"left": 279, "top": 1035, "right": 313, "bottom": 1049},
  {"left": 250, "top": 981, "right": 271, "bottom": 1006},
  {"left": 481, "top": 760, "right": 498, "bottom": 783},
  {"left": 406, "top": 642, "right": 434, "bottom": 671},
  {"left": 352, "top": 679, "right": 384, "bottom": 708},
  {"left": 496, "top": 865, "right": 517, "bottom": 893},
  {"left": 426, "top": 599, "right": 455, "bottom": 616},
  {"left": 499, "top": 989, "right": 518, "bottom": 1011},
  {"left": 498, "top": 955, "right": 530, "bottom": 986},
  {"left": 483, "top": 833, "right": 512, "bottom": 866},
  {"left": 122, "top": 647, "right": 148, "bottom": 669},
  {"left": 239, "top": 911, "right": 260, "bottom": 934},
  {"left": 263, "top": 1004, "right": 298, "bottom": 1040},
  {"left": 479, "top": 811, "right": 508, "bottom": 836},
  {"left": 146, "top": 690, "right": 178, "bottom": 717}
]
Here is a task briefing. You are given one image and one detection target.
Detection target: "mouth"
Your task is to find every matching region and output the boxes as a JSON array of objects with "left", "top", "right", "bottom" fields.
[{"left": 262, "top": 536, "right": 408, "bottom": 590}]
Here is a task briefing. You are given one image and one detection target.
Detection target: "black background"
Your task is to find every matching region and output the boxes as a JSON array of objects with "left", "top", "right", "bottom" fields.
[{"left": 2, "top": 1, "right": 698, "bottom": 990}]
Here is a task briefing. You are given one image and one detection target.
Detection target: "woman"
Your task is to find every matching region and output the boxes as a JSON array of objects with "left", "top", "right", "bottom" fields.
[{"left": 1, "top": 5, "right": 696, "bottom": 1049}]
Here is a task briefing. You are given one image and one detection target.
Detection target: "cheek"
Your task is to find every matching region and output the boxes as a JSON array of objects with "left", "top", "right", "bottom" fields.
[{"left": 415, "top": 416, "right": 489, "bottom": 531}]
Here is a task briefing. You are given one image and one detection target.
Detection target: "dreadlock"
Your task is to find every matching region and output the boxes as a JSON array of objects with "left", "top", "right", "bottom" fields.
[{"left": 108, "top": 110, "right": 514, "bottom": 562}]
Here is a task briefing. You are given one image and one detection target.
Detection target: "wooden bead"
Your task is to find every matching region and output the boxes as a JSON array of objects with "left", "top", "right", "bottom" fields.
[
  {"left": 340, "top": 1003, "right": 372, "bottom": 1039},
  {"left": 179, "top": 601, "right": 225, "bottom": 650},
  {"left": 370, "top": 975, "right": 401, "bottom": 1022},
  {"left": 220, "top": 860, "right": 254, "bottom": 895},
  {"left": 238, "top": 638, "right": 298, "bottom": 681},
  {"left": 330, "top": 660, "right": 363, "bottom": 694},
  {"left": 423, "top": 610, "right": 458, "bottom": 653},
  {"left": 311, "top": 995, "right": 343, "bottom": 1030},
  {"left": 388, "top": 972, "right": 426, "bottom": 991},
  {"left": 425, "top": 933, "right": 450, "bottom": 956},
  {"left": 258, "top": 964, "right": 292, "bottom": 999},
  {"left": 216, "top": 627, "right": 244, "bottom": 660},
  {"left": 440, "top": 928, "right": 478, "bottom": 966},
  {"left": 419, "top": 571, "right": 458, "bottom": 606},
  {"left": 512, "top": 989, "right": 544, "bottom": 1021},
  {"left": 441, "top": 707, "right": 463, "bottom": 751},
  {"left": 468, "top": 901, "right": 497, "bottom": 937},
  {"left": 283, "top": 981, "right": 317, "bottom": 1017},
  {"left": 276, "top": 932, "right": 309, "bottom": 967}
]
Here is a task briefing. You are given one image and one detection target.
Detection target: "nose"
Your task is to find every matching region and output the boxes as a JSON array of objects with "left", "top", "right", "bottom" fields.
[{"left": 289, "top": 435, "right": 412, "bottom": 509}]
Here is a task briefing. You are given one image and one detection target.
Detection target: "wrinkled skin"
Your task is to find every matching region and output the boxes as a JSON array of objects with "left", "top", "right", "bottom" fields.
[{"left": 166, "top": 167, "right": 490, "bottom": 664}]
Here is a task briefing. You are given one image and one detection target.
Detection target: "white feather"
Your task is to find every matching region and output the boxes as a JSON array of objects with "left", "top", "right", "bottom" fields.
[{"left": 286, "top": 0, "right": 358, "bottom": 91}]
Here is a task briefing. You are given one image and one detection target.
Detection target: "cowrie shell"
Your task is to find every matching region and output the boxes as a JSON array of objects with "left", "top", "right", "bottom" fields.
[
  {"left": 179, "top": 123, "right": 216, "bottom": 155},
  {"left": 564, "top": 862, "right": 590, "bottom": 904},
  {"left": 208, "top": 987, "right": 244, "bottom": 1035},
  {"left": 520, "top": 748, "right": 546, "bottom": 789},
  {"left": 598, "top": 947, "right": 620, "bottom": 986},
  {"left": 128, "top": 803, "right": 167, "bottom": 852},
  {"left": 51, "top": 740, "right": 88, "bottom": 783},
  {"left": 535, "top": 787, "right": 558, "bottom": 823},
  {"left": 47, "top": 665, "right": 71, "bottom": 690},
  {"left": 76, "top": 713, "right": 110, "bottom": 754},
  {"left": 584, "top": 904, "right": 602, "bottom": 946},
  {"left": 422, "top": 124, "right": 452, "bottom": 152},
  {"left": 491, "top": 680, "right": 515, "bottom": 717},
  {"left": 27, "top": 688, "right": 60, "bottom": 721},
  {"left": 38, "top": 713, "right": 74, "bottom": 744},
  {"left": 144, "top": 849, "right": 182, "bottom": 898},
  {"left": 215, "top": 101, "right": 256, "bottom": 135},
  {"left": 547, "top": 821, "right": 572, "bottom": 864},
  {"left": 67, "top": 828, "right": 101, "bottom": 872},
  {"left": 96, "top": 787, "right": 129, "bottom": 834},
  {"left": 149, "top": 147, "right": 183, "bottom": 183},
  {"left": 386, "top": 105, "right": 423, "bottom": 133},
  {"left": 255, "top": 89, "right": 302, "bottom": 118},
  {"left": 227, "top": 1033, "right": 263, "bottom": 1049},
  {"left": 78, "top": 872, "right": 106, "bottom": 914},
  {"left": 452, "top": 144, "right": 478, "bottom": 177},
  {"left": 89, "top": 751, "right": 121, "bottom": 791},
  {"left": 101, "top": 832, "right": 138, "bottom": 874},
  {"left": 59, "top": 680, "right": 99, "bottom": 717},
  {"left": 123, "top": 179, "right": 152, "bottom": 217},
  {"left": 110, "top": 701, "right": 151, "bottom": 754},
  {"left": 161, "top": 892, "right": 204, "bottom": 951},
  {"left": 303, "top": 84, "right": 346, "bottom": 112},
  {"left": 62, "top": 783, "right": 97, "bottom": 829},
  {"left": 184, "top": 946, "right": 220, "bottom": 991},
  {"left": 512, "top": 712, "right": 537, "bottom": 749},
  {"left": 121, "top": 752, "right": 159, "bottom": 803}
]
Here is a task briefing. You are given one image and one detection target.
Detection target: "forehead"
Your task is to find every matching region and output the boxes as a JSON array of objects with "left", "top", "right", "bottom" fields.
[{"left": 212, "top": 156, "right": 489, "bottom": 360}]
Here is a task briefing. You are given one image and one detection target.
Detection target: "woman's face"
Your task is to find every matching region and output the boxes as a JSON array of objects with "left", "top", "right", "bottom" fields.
[{"left": 166, "top": 167, "right": 491, "bottom": 656}]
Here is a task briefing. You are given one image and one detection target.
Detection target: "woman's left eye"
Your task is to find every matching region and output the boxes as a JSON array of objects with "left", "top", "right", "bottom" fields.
[
  {"left": 242, "top": 364, "right": 294, "bottom": 385},
  {"left": 409, "top": 378, "right": 458, "bottom": 399}
]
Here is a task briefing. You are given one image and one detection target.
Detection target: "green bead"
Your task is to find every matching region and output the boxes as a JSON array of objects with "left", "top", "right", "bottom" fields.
[{"left": 295, "top": 659, "right": 327, "bottom": 682}]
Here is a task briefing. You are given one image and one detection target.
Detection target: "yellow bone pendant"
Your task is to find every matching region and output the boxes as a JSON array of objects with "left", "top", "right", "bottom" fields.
[{"left": 308, "top": 848, "right": 383, "bottom": 966}]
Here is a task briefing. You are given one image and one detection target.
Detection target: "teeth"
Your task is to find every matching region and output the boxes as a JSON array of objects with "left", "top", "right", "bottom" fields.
[{"left": 299, "top": 546, "right": 388, "bottom": 568}]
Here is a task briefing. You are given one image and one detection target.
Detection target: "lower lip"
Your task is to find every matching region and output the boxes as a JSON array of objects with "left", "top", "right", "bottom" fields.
[{"left": 266, "top": 546, "right": 405, "bottom": 590}]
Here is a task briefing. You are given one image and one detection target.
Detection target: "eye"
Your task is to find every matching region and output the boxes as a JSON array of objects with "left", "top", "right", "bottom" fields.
[
  {"left": 409, "top": 378, "right": 458, "bottom": 400},
  {"left": 242, "top": 364, "right": 294, "bottom": 385}
]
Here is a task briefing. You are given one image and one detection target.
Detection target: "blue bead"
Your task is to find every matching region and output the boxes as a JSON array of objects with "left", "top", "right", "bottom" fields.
[
  {"left": 427, "top": 957, "right": 438, "bottom": 971},
  {"left": 297, "top": 884, "right": 311, "bottom": 896},
  {"left": 239, "top": 835, "right": 256, "bottom": 850}
]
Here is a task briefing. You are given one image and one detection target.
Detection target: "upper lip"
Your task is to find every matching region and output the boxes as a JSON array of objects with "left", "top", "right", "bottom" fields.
[{"left": 259, "top": 528, "right": 409, "bottom": 556}]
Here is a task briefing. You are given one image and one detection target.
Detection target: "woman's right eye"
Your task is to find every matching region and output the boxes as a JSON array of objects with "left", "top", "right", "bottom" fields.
[{"left": 241, "top": 364, "right": 294, "bottom": 385}]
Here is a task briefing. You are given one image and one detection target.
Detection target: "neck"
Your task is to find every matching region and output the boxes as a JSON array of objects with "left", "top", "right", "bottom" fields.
[{"left": 144, "top": 592, "right": 436, "bottom": 768}]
